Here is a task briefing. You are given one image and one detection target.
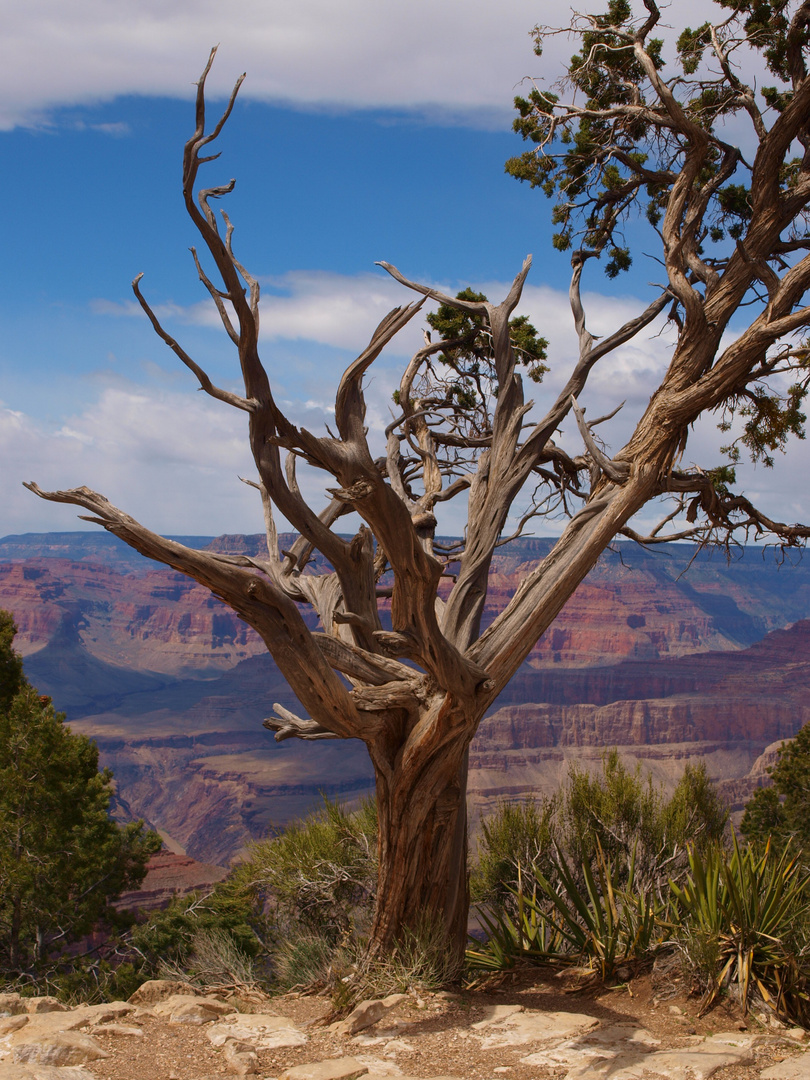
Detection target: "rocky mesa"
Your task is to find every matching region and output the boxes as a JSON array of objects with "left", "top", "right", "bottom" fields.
[{"left": 2, "top": 532, "right": 810, "bottom": 865}]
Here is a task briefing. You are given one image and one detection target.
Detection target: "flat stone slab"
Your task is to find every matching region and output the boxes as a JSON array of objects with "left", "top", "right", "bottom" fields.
[
  {"left": 21, "top": 1003, "right": 65, "bottom": 1017},
  {"left": 477, "top": 1009, "right": 599, "bottom": 1049},
  {"left": 0, "top": 998, "right": 27, "bottom": 1019},
  {"left": 333, "top": 995, "right": 409, "bottom": 1037},
  {"left": 86, "top": 1024, "right": 143, "bottom": 1038},
  {"left": 561, "top": 1032, "right": 760, "bottom": 1080},
  {"left": 4, "top": 1013, "right": 88, "bottom": 1048},
  {"left": 127, "top": 979, "right": 193, "bottom": 1005},
  {"left": 0, "top": 1020, "right": 28, "bottom": 1040},
  {"left": 521, "top": 1023, "right": 660, "bottom": 1071},
  {"left": 352, "top": 1057, "right": 403, "bottom": 1077},
  {"left": 12, "top": 1031, "right": 108, "bottom": 1068},
  {"left": 0, "top": 1065, "right": 94, "bottom": 1079},
  {"left": 470, "top": 1004, "right": 524, "bottom": 1029},
  {"left": 207, "top": 1013, "right": 308, "bottom": 1050},
  {"left": 762, "top": 1054, "right": 810, "bottom": 1079},
  {"left": 73, "top": 1002, "right": 134, "bottom": 1026},
  {"left": 279, "top": 1058, "right": 369, "bottom": 1080}
]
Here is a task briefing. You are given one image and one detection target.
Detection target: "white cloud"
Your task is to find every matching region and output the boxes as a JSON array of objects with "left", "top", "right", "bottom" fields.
[
  {"left": 2, "top": 388, "right": 257, "bottom": 535},
  {"left": 0, "top": 0, "right": 716, "bottom": 131},
  {"left": 94, "top": 269, "right": 428, "bottom": 354},
  {"left": 12, "top": 260, "right": 810, "bottom": 540}
]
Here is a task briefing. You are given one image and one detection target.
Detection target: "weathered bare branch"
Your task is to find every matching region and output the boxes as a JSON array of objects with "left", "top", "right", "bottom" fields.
[
  {"left": 570, "top": 395, "right": 630, "bottom": 483},
  {"left": 24, "top": 482, "right": 365, "bottom": 740},
  {"left": 263, "top": 705, "right": 339, "bottom": 742},
  {"left": 131, "top": 274, "right": 255, "bottom": 412}
]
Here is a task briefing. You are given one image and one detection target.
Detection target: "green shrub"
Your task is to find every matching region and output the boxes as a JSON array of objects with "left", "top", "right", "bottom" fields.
[
  {"left": 468, "top": 752, "right": 728, "bottom": 978},
  {"left": 2, "top": 957, "right": 146, "bottom": 1008},
  {"left": 130, "top": 875, "right": 266, "bottom": 989},
  {"left": 668, "top": 832, "right": 810, "bottom": 1023},
  {"left": 272, "top": 931, "right": 343, "bottom": 991},
  {"left": 562, "top": 754, "right": 727, "bottom": 892},
  {"left": 358, "top": 913, "right": 458, "bottom": 998},
  {"left": 234, "top": 795, "right": 378, "bottom": 945},
  {"left": 742, "top": 722, "right": 810, "bottom": 852},
  {"left": 470, "top": 796, "right": 557, "bottom": 911},
  {"left": 471, "top": 754, "right": 727, "bottom": 915},
  {"left": 468, "top": 841, "right": 664, "bottom": 977}
]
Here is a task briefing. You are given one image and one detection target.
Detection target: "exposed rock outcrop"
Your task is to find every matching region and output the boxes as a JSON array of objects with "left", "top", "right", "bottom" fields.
[{"left": 4, "top": 533, "right": 810, "bottom": 863}]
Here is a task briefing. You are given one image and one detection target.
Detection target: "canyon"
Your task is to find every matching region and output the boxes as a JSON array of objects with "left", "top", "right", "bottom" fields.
[{"left": 2, "top": 530, "right": 810, "bottom": 867}]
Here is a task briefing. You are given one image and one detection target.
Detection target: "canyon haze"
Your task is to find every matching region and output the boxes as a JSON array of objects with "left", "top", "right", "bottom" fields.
[{"left": 2, "top": 530, "right": 810, "bottom": 867}]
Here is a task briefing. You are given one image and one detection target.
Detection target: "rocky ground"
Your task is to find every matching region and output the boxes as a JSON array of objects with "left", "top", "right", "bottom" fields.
[{"left": 2, "top": 970, "right": 810, "bottom": 1080}]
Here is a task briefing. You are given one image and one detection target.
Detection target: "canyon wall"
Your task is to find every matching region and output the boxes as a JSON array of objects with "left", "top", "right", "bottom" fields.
[{"left": 2, "top": 531, "right": 809, "bottom": 864}]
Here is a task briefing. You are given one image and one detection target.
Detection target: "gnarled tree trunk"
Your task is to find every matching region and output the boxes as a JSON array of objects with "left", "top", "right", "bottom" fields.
[{"left": 369, "top": 719, "right": 474, "bottom": 965}]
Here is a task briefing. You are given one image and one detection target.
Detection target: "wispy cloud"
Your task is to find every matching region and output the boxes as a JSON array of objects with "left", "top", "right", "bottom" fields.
[
  {"left": 92, "top": 269, "right": 427, "bottom": 354},
  {"left": 25, "top": 265, "right": 793, "bottom": 542}
]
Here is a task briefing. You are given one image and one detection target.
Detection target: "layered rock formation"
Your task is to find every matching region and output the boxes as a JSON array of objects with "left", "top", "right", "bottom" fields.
[{"left": 2, "top": 531, "right": 809, "bottom": 864}]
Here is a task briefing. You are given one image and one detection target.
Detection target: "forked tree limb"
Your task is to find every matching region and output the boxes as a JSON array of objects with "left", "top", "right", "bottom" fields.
[{"left": 23, "top": 483, "right": 365, "bottom": 740}]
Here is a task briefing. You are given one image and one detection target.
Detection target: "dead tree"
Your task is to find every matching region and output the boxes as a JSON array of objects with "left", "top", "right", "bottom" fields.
[{"left": 28, "top": 0, "right": 810, "bottom": 968}]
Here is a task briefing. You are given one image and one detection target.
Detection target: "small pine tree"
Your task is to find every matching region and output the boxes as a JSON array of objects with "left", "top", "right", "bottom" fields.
[
  {"left": 741, "top": 724, "right": 810, "bottom": 851},
  {"left": 0, "top": 611, "right": 160, "bottom": 973}
]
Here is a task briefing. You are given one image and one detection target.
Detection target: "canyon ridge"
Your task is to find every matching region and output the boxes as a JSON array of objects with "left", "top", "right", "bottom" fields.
[{"left": 2, "top": 530, "right": 810, "bottom": 868}]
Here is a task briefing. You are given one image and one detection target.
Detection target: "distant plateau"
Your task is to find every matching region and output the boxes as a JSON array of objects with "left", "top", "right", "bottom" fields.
[{"left": 2, "top": 530, "right": 810, "bottom": 867}]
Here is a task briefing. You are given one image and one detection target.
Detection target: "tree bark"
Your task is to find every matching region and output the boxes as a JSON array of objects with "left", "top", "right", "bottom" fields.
[{"left": 368, "top": 720, "right": 473, "bottom": 970}]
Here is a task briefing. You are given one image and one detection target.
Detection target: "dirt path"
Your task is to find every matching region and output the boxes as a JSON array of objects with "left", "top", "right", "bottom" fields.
[{"left": 2, "top": 969, "right": 807, "bottom": 1080}]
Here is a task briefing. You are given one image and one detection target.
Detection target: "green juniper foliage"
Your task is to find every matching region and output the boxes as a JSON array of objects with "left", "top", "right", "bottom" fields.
[
  {"left": 507, "top": 0, "right": 810, "bottom": 471},
  {"left": 426, "top": 289, "right": 549, "bottom": 398},
  {"left": 393, "top": 290, "right": 547, "bottom": 451},
  {"left": 741, "top": 721, "right": 810, "bottom": 851},
  {"left": 0, "top": 612, "right": 160, "bottom": 974}
]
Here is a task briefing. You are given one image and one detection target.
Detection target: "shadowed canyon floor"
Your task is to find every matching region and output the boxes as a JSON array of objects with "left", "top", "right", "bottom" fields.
[
  {"left": 3, "top": 532, "right": 810, "bottom": 865},
  {"left": 2, "top": 972, "right": 810, "bottom": 1080}
]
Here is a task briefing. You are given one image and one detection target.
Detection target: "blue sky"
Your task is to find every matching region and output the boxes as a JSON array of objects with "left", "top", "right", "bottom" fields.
[{"left": 2, "top": 0, "right": 808, "bottom": 541}]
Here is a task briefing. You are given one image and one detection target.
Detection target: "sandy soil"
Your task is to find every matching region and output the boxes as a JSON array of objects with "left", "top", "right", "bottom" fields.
[{"left": 81, "top": 965, "right": 808, "bottom": 1080}]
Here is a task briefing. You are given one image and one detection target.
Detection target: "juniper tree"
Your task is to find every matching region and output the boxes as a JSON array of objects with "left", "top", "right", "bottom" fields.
[
  {"left": 28, "top": 1, "right": 810, "bottom": 967},
  {"left": 0, "top": 613, "right": 159, "bottom": 973}
]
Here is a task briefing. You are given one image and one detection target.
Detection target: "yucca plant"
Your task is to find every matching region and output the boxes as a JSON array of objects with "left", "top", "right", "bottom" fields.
[
  {"left": 669, "top": 832, "right": 810, "bottom": 1021},
  {"left": 530, "top": 840, "right": 663, "bottom": 979},
  {"left": 468, "top": 842, "right": 664, "bottom": 978},
  {"left": 467, "top": 867, "right": 568, "bottom": 970}
]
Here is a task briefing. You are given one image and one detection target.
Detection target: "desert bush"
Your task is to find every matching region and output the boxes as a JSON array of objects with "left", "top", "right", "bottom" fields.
[
  {"left": 471, "top": 754, "right": 727, "bottom": 918},
  {"left": 468, "top": 841, "right": 664, "bottom": 978},
  {"left": 470, "top": 797, "right": 557, "bottom": 911},
  {"left": 357, "top": 913, "right": 458, "bottom": 998},
  {"left": 562, "top": 754, "right": 727, "bottom": 894},
  {"left": 272, "top": 930, "right": 344, "bottom": 991},
  {"left": 234, "top": 795, "right": 378, "bottom": 945},
  {"left": 126, "top": 796, "right": 376, "bottom": 996},
  {"left": 1, "top": 957, "right": 145, "bottom": 1008},
  {"left": 129, "top": 874, "right": 266, "bottom": 992},
  {"left": 468, "top": 753, "right": 728, "bottom": 976}
]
